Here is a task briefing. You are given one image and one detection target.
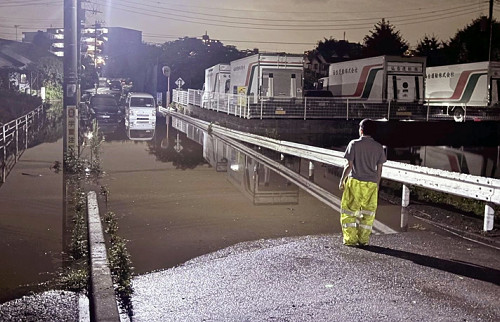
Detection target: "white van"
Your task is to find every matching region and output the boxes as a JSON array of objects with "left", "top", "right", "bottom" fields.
[{"left": 125, "top": 92, "right": 156, "bottom": 139}]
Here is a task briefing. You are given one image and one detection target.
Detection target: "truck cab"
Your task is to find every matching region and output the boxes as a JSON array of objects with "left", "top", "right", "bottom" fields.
[{"left": 125, "top": 92, "right": 156, "bottom": 140}]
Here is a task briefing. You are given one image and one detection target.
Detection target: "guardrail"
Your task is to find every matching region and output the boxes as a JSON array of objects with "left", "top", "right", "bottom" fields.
[
  {"left": 173, "top": 89, "right": 500, "bottom": 122},
  {"left": 161, "top": 107, "right": 499, "bottom": 231},
  {"left": 0, "top": 105, "right": 45, "bottom": 183}
]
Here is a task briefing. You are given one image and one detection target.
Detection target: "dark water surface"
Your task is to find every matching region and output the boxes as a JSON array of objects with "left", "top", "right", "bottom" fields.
[{"left": 1, "top": 115, "right": 497, "bottom": 303}]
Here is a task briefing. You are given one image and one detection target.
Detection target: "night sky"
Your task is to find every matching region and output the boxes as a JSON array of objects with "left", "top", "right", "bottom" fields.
[{"left": 0, "top": 0, "right": 493, "bottom": 53}]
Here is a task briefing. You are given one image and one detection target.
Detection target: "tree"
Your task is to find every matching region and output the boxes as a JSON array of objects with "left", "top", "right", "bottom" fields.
[
  {"left": 362, "top": 19, "right": 409, "bottom": 57},
  {"left": 32, "top": 31, "right": 52, "bottom": 52},
  {"left": 415, "top": 35, "right": 447, "bottom": 67},
  {"left": 443, "top": 16, "right": 500, "bottom": 63},
  {"left": 158, "top": 37, "right": 247, "bottom": 91},
  {"left": 315, "top": 38, "right": 363, "bottom": 63},
  {"left": 30, "top": 56, "right": 63, "bottom": 100}
]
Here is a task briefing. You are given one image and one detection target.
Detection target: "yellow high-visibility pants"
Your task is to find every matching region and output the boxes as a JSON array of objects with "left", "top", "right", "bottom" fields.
[{"left": 340, "top": 177, "right": 378, "bottom": 246}]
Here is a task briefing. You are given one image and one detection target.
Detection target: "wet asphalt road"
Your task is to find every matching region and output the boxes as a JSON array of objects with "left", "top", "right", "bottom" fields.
[
  {"left": 130, "top": 233, "right": 500, "bottom": 321},
  {"left": 2, "top": 230, "right": 498, "bottom": 321}
]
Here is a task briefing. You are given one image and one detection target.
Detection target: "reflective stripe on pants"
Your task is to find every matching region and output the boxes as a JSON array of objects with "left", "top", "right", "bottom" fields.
[{"left": 340, "top": 177, "right": 378, "bottom": 245}]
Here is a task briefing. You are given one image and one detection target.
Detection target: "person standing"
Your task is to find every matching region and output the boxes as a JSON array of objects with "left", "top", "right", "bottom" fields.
[{"left": 338, "top": 119, "right": 386, "bottom": 247}]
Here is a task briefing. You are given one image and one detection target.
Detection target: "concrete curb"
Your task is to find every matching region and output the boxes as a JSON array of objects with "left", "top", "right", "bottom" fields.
[{"left": 87, "top": 191, "right": 120, "bottom": 321}]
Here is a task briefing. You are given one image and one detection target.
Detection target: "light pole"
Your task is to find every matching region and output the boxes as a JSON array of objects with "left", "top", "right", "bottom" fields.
[{"left": 162, "top": 66, "right": 171, "bottom": 107}]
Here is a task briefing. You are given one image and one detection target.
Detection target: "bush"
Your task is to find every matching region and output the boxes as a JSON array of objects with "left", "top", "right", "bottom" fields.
[{"left": 0, "top": 89, "right": 42, "bottom": 123}]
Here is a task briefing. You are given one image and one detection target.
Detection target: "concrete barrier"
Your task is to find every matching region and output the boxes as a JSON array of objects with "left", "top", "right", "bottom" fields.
[{"left": 87, "top": 191, "right": 120, "bottom": 321}]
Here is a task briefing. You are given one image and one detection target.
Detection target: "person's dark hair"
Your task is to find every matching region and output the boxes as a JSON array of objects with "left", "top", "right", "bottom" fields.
[{"left": 359, "top": 118, "right": 376, "bottom": 136}]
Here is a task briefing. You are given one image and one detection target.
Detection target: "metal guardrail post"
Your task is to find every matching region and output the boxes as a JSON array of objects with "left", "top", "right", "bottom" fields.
[
  {"left": 15, "top": 119, "right": 19, "bottom": 163},
  {"left": 25, "top": 114, "right": 28, "bottom": 150},
  {"left": 2, "top": 125, "right": 5, "bottom": 183},
  {"left": 260, "top": 99, "right": 263, "bottom": 120},
  {"left": 304, "top": 97, "right": 307, "bottom": 120},
  {"left": 308, "top": 161, "right": 314, "bottom": 181},
  {"left": 484, "top": 203, "right": 494, "bottom": 231},
  {"left": 426, "top": 101, "right": 430, "bottom": 121},
  {"left": 346, "top": 99, "right": 349, "bottom": 120},
  {"left": 401, "top": 184, "right": 410, "bottom": 231},
  {"left": 387, "top": 100, "right": 391, "bottom": 121}
]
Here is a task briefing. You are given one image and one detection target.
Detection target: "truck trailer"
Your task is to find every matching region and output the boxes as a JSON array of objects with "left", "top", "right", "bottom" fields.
[
  {"left": 425, "top": 61, "right": 500, "bottom": 118},
  {"left": 320, "top": 55, "right": 426, "bottom": 103},
  {"left": 203, "top": 63, "right": 231, "bottom": 94},
  {"left": 202, "top": 63, "right": 231, "bottom": 107},
  {"left": 229, "top": 53, "right": 304, "bottom": 103}
]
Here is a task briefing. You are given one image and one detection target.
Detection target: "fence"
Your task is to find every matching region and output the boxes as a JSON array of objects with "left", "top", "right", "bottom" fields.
[
  {"left": 173, "top": 89, "right": 500, "bottom": 122},
  {"left": 0, "top": 105, "right": 45, "bottom": 183},
  {"left": 162, "top": 108, "right": 500, "bottom": 231}
]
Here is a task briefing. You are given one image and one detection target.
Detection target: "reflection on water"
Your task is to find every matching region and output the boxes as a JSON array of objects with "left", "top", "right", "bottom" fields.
[
  {"left": 168, "top": 116, "right": 300, "bottom": 205},
  {"left": 387, "top": 146, "right": 500, "bottom": 178}
]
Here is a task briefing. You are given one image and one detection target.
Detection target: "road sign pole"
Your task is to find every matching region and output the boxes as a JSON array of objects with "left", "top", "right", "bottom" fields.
[
  {"left": 167, "top": 76, "right": 170, "bottom": 107},
  {"left": 162, "top": 66, "right": 171, "bottom": 108}
]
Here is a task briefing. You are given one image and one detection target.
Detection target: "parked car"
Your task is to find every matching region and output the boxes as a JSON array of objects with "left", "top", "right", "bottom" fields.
[{"left": 88, "top": 94, "right": 123, "bottom": 123}]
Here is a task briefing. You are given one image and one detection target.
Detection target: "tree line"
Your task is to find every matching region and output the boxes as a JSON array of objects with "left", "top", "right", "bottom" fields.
[{"left": 98, "top": 16, "right": 499, "bottom": 95}]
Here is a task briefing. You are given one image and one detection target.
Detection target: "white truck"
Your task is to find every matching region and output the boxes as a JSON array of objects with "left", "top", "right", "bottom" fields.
[
  {"left": 425, "top": 61, "right": 500, "bottom": 120},
  {"left": 229, "top": 53, "right": 304, "bottom": 103},
  {"left": 202, "top": 63, "right": 231, "bottom": 107},
  {"left": 320, "top": 55, "right": 426, "bottom": 103},
  {"left": 124, "top": 92, "right": 156, "bottom": 140}
]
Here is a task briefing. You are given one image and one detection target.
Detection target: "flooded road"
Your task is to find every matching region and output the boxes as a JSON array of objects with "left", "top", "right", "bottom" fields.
[
  {"left": 98, "top": 120, "right": 340, "bottom": 274},
  {"left": 0, "top": 140, "right": 64, "bottom": 303},
  {"left": 3, "top": 113, "right": 496, "bottom": 304}
]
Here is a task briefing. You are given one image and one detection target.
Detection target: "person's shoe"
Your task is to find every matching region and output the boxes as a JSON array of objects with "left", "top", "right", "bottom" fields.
[
  {"left": 357, "top": 243, "right": 369, "bottom": 249},
  {"left": 343, "top": 242, "right": 358, "bottom": 247}
]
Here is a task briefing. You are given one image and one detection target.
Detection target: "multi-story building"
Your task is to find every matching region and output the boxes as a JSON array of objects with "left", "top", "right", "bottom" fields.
[{"left": 22, "top": 26, "right": 142, "bottom": 68}]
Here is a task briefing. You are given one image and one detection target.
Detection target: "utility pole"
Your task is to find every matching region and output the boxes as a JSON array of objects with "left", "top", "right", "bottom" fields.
[
  {"left": 63, "top": 0, "right": 79, "bottom": 158},
  {"left": 488, "top": 0, "right": 494, "bottom": 61}
]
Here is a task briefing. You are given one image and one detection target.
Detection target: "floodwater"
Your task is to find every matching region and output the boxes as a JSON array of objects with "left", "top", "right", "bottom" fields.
[
  {"left": 1, "top": 114, "right": 498, "bottom": 303},
  {"left": 0, "top": 140, "right": 64, "bottom": 303},
  {"left": 96, "top": 118, "right": 342, "bottom": 275}
]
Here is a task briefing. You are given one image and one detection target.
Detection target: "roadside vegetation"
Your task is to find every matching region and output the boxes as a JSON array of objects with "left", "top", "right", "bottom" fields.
[
  {"left": 58, "top": 120, "right": 134, "bottom": 318},
  {"left": 380, "top": 179, "right": 500, "bottom": 222}
]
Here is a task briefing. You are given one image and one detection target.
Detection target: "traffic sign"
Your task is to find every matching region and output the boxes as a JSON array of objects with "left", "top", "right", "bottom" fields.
[
  {"left": 175, "top": 78, "right": 185, "bottom": 88},
  {"left": 162, "top": 66, "right": 171, "bottom": 77}
]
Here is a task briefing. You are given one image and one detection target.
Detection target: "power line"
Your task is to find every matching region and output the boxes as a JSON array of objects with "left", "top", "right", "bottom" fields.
[
  {"left": 92, "top": 0, "right": 485, "bottom": 31},
  {"left": 0, "top": 1, "right": 59, "bottom": 8},
  {"left": 99, "top": 0, "right": 485, "bottom": 24},
  {"left": 110, "top": 0, "right": 488, "bottom": 15}
]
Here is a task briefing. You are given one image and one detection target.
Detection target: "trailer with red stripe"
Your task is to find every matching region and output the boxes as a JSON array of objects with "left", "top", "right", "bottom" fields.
[
  {"left": 425, "top": 61, "right": 500, "bottom": 121},
  {"left": 319, "top": 55, "right": 426, "bottom": 104},
  {"left": 229, "top": 53, "right": 304, "bottom": 104}
]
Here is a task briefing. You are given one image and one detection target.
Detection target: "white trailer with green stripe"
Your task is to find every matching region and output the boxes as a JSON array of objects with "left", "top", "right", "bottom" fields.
[
  {"left": 425, "top": 61, "right": 500, "bottom": 120},
  {"left": 323, "top": 55, "right": 426, "bottom": 103},
  {"left": 229, "top": 53, "right": 304, "bottom": 103}
]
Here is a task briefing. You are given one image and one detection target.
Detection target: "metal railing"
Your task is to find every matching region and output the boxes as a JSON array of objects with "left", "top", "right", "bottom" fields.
[
  {"left": 161, "top": 107, "right": 500, "bottom": 231},
  {"left": 173, "top": 89, "right": 429, "bottom": 121},
  {"left": 0, "top": 105, "right": 45, "bottom": 183},
  {"left": 173, "top": 89, "right": 500, "bottom": 121}
]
